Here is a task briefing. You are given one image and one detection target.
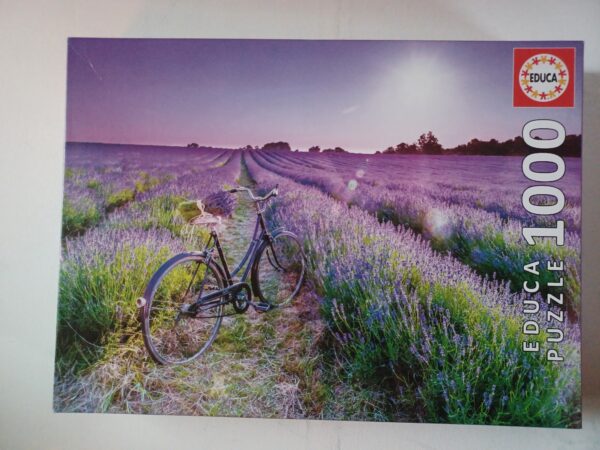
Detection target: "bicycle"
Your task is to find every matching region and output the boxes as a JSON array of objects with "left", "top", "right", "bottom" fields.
[{"left": 136, "top": 185, "right": 306, "bottom": 365}]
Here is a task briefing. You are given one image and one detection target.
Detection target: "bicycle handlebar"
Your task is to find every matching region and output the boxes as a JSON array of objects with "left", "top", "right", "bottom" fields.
[{"left": 226, "top": 185, "right": 278, "bottom": 202}]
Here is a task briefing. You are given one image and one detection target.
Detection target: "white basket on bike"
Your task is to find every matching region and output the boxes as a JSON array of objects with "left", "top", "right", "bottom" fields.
[
  {"left": 189, "top": 213, "right": 222, "bottom": 227},
  {"left": 178, "top": 200, "right": 223, "bottom": 229}
]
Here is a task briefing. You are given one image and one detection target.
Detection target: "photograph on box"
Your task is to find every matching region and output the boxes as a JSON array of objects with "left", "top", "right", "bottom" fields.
[{"left": 54, "top": 38, "right": 582, "bottom": 427}]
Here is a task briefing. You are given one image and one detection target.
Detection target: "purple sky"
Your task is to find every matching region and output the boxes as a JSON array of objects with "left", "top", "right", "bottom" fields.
[{"left": 66, "top": 39, "right": 583, "bottom": 153}]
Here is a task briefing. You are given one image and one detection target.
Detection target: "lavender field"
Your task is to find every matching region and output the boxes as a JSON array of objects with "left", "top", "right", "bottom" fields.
[{"left": 55, "top": 143, "right": 581, "bottom": 426}]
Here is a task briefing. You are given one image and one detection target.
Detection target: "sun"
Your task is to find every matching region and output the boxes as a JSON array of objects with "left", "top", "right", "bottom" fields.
[
  {"left": 372, "top": 54, "right": 460, "bottom": 121},
  {"left": 394, "top": 55, "right": 458, "bottom": 108}
]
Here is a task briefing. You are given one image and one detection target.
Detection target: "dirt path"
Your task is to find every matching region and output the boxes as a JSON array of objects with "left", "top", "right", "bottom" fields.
[{"left": 55, "top": 162, "right": 325, "bottom": 418}]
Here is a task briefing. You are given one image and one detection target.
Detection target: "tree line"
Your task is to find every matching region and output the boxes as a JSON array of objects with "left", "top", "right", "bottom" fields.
[
  {"left": 187, "top": 132, "right": 581, "bottom": 156},
  {"left": 379, "top": 132, "right": 581, "bottom": 157}
]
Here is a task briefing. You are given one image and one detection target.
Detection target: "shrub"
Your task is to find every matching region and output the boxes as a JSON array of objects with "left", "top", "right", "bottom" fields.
[
  {"left": 106, "top": 188, "right": 135, "bottom": 211},
  {"left": 135, "top": 171, "right": 160, "bottom": 194},
  {"left": 86, "top": 179, "right": 102, "bottom": 191},
  {"left": 62, "top": 196, "right": 102, "bottom": 237}
]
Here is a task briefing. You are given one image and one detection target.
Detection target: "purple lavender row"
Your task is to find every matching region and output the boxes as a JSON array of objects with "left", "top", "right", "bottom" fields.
[
  {"left": 62, "top": 144, "right": 238, "bottom": 236},
  {"left": 269, "top": 151, "right": 581, "bottom": 229},
  {"left": 244, "top": 151, "right": 580, "bottom": 426},
  {"left": 251, "top": 150, "right": 581, "bottom": 316}
]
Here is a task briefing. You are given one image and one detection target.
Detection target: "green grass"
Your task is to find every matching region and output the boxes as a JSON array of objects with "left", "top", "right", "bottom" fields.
[
  {"left": 134, "top": 171, "right": 161, "bottom": 194},
  {"left": 112, "top": 194, "right": 210, "bottom": 250},
  {"left": 56, "top": 243, "right": 174, "bottom": 374},
  {"left": 86, "top": 179, "right": 102, "bottom": 191},
  {"left": 62, "top": 197, "right": 102, "bottom": 237},
  {"left": 106, "top": 188, "right": 136, "bottom": 211}
]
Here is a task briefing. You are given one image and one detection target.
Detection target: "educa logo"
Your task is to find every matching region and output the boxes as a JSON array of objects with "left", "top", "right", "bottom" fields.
[{"left": 513, "top": 48, "right": 575, "bottom": 107}]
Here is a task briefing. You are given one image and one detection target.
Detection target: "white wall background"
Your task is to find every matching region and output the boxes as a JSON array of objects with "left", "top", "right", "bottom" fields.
[{"left": 1, "top": 1, "right": 599, "bottom": 448}]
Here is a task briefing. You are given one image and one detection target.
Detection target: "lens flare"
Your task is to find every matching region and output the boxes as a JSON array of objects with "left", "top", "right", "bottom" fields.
[{"left": 425, "top": 208, "right": 450, "bottom": 238}]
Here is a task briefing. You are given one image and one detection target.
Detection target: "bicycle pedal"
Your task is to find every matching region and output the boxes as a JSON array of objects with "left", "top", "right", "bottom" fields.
[{"left": 252, "top": 302, "right": 272, "bottom": 312}]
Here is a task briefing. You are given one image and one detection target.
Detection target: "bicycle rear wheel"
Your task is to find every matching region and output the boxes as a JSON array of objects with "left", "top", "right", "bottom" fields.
[
  {"left": 140, "top": 253, "right": 226, "bottom": 364},
  {"left": 251, "top": 231, "right": 305, "bottom": 307}
]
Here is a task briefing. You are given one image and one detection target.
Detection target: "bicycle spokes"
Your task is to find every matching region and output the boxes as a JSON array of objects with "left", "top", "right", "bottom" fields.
[
  {"left": 266, "top": 245, "right": 285, "bottom": 271},
  {"left": 144, "top": 257, "right": 224, "bottom": 364},
  {"left": 140, "top": 185, "right": 305, "bottom": 365},
  {"left": 252, "top": 233, "right": 305, "bottom": 307}
]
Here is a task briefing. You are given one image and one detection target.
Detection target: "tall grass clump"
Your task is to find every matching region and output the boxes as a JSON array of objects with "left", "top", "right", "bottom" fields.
[
  {"left": 108, "top": 194, "right": 185, "bottom": 234},
  {"left": 106, "top": 194, "right": 214, "bottom": 252},
  {"left": 134, "top": 171, "right": 161, "bottom": 194},
  {"left": 105, "top": 188, "right": 136, "bottom": 211},
  {"left": 62, "top": 194, "right": 102, "bottom": 237},
  {"left": 56, "top": 227, "right": 185, "bottom": 374}
]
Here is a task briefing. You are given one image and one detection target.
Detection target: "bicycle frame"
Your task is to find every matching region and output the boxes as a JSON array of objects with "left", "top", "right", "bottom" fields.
[
  {"left": 207, "top": 205, "right": 272, "bottom": 284},
  {"left": 188, "top": 201, "right": 284, "bottom": 315},
  {"left": 139, "top": 184, "right": 305, "bottom": 365}
]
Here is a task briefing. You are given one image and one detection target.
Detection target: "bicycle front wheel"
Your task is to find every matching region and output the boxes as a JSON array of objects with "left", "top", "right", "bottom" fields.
[
  {"left": 251, "top": 231, "right": 305, "bottom": 307},
  {"left": 140, "top": 253, "right": 226, "bottom": 365}
]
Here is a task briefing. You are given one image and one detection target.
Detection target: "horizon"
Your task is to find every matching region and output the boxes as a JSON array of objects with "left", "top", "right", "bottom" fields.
[
  {"left": 67, "top": 39, "right": 583, "bottom": 153},
  {"left": 66, "top": 129, "right": 583, "bottom": 156}
]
